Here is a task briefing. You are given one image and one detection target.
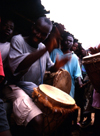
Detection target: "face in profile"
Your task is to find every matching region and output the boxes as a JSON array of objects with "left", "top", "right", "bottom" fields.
[
  {"left": 30, "top": 18, "right": 52, "bottom": 46},
  {"left": 1, "top": 20, "right": 14, "bottom": 39}
]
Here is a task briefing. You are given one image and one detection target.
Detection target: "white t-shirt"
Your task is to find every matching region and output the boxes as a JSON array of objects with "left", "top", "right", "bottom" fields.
[{"left": 8, "top": 34, "right": 54, "bottom": 97}]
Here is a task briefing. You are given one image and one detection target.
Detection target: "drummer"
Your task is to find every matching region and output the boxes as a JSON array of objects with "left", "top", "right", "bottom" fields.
[{"left": 3, "top": 16, "right": 71, "bottom": 135}]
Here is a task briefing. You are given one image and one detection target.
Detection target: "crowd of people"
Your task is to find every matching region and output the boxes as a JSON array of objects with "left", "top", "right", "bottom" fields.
[{"left": 0, "top": 0, "right": 100, "bottom": 136}]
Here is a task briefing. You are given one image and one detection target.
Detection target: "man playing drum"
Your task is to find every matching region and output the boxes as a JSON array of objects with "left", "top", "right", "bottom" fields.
[{"left": 3, "top": 16, "right": 71, "bottom": 135}]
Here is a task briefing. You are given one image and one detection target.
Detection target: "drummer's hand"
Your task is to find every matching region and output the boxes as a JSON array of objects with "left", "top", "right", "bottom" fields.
[
  {"left": 44, "top": 26, "right": 61, "bottom": 53},
  {"left": 54, "top": 54, "right": 71, "bottom": 70},
  {"left": 50, "top": 54, "right": 71, "bottom": 72},
  {"left": 88, "top": 46, "right": 100, "bottom": 54}
]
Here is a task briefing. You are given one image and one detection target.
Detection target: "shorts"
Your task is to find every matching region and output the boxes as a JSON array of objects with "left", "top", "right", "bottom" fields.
[
  {"left": 3, "top": 85, "right": 42, "bottom": 126},
  {"left": 0, "top": 99, "right": 10, "bottom": 132}
]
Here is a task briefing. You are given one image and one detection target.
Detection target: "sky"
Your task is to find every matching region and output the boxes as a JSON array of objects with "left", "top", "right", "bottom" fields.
[{"left": 41, "top": 0, "right": 100, "bottom": 49}]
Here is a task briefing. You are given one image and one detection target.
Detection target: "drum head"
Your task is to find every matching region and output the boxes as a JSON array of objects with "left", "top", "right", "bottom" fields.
[
  {"left": 53, "top": 69, "right": 71, "bottom": 94},
  {"left": 82, "top": 52, "right": 100, "bottom": 64},
  {"left": 39, "top": 84, "right": 75, "bottom": 107}
]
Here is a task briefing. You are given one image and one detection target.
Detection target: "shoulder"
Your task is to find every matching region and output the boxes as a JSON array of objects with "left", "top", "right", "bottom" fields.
[
  {"left": 72, "top": 52, "right": 79, "bottom": 59},
  {"left": 71, "top": 52, "right": 80, "bottom": 64},
  {"left": 11, "top": 34, "right": 24, "bottom": 43},
  {"left": 51, "top": 48, "right": 61, "bottom": 55},
  {"left": 38, "top": 42, "right": 46, "bottom": 49}
]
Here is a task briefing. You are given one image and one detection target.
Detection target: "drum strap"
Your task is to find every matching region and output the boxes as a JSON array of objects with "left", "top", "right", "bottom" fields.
[
  {"left": 39, "top": 58, "right": 43, "bottom": 84},
  {"left": 38, "top": 45, "right": 43, "bottom": 85}
]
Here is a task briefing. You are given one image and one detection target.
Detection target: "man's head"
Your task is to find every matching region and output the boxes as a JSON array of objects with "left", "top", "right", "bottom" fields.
[
  {"left": 61, "top": 31, "right": 74, "bottom": 51},
  {"left": 30, "top": 16, "right": 53, "bottom": 46},
  {"left": 0, "top": 18, "right": 14, "bottom": 42},
  {"left": 71, "top": 38, "right": 78, "bottom": 52}
]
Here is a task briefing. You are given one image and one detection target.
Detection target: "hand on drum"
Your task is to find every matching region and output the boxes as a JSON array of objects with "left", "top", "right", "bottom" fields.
[
  {"left": 50, "top": 54, "right": 71, "bottom": 72},
  {"left": 54, "top": 54, "right": 72, "bottom": 70}
]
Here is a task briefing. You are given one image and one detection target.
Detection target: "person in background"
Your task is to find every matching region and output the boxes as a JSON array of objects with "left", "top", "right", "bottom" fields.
[
  {"left": 0, "top": 52, "right": 12, "bottom": 136},
  {"left": 71, "top": 38, "right": 78, "bottom": 53},
  {"left": 87, "top": 45, "right": 100, "bottom": 135},
  {"left": 2, "top": 16, "right": 71, "bottom": 136},
  {"left": 92, "top": 90, "right": 100, "bottom": 136},
  {"left": 0, "top": 16, "right": 14, "bottom": 73},
  {"left": 50, "top": 31, "right": 83, "bottom": 98},
  {"left": 74, "top": 46, "right": 93, "bottom": 128},
  {"left": 0, "top": 16, "right": 15, "bottom": 136},
  {"left": 50, "top": 31, "right": 83, "bottom": 131}
]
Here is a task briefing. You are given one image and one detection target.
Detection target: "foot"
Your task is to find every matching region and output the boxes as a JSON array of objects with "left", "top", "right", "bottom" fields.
[{"left": 77, "top": 119, "right": 92, "bottom": 128}]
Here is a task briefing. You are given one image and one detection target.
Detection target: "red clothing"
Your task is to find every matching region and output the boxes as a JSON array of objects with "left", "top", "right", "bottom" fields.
[{"left": 0, "top": 52, "right": 5, "bottom": 83}]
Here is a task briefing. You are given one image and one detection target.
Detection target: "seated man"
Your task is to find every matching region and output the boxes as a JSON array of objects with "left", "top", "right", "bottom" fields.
[{"left": 3, "top": 16, "right": 71, "bottom": 135}]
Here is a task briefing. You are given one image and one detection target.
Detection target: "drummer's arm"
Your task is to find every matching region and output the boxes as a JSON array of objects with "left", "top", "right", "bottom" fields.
[
  {"left": 15, "top": 48, "right": 47, "bottom": 73},
  {"left": 15, "top": 30, "right": 60, "bottom": 73},
  {"left": 76, "top": 77, "right": 83, "bottom": 88},
  {"left": 13, "top": 48, "right": 47, "bottom": 81}
]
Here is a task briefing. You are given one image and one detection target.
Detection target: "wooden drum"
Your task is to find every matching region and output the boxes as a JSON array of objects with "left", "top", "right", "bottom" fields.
[
  {"left": 43, "top": 69, "right": 71, "bottom": 94},
  {"left": 82, "top": 53, "right": 100, "bottom": 92},
  {"left": 32, "top": 84, "right": 79, "bottom": 135}
]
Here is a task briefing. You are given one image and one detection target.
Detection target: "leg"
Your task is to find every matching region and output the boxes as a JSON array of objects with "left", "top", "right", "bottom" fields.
[
  {"left": 0, "top": 99, "right": 12, "bottom": 136},
  {"left": 27, "top": 114, "right": 43, "bottom": 136},
  {"left": 2, "top": 85, "right": 43, "bottom": 136},
  {"left": 73, "top": 109, "right": 78, "bottom": 124}
]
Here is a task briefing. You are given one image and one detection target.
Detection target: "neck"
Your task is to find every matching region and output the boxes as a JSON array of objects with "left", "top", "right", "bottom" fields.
[
  {"left": 26, "top": 37, "right": 38, "bottom": 49},
  {"left": 0, "top": 33, "right": 8, "bottom": 43},
  {"left": 62, "top": 49, "right": 71, "bottom": 54},
  {"left": 0, "top": 37, "right": 8, "bottom": 43}
]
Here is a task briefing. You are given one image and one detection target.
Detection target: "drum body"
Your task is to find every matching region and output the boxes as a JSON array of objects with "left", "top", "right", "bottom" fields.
[
  {"left": 32, "top": 84, "right": 79, "bottom": 135},
  {"left": 43, "top": 69, "right": 71, "bottom": 94},
  {"left": 82, "top": 53, "right": 100, "bottom": 92}
]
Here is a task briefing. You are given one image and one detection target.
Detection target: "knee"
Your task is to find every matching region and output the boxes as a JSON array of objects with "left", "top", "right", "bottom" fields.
[
  {"left": 28, "top": 113, "right": 43, "bottom": 134},
  {"left": 34, "top": 114, "right": 43, "bottom": 126}
]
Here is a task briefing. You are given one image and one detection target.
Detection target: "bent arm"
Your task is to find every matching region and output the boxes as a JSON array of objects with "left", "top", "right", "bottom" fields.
[{"left": 15, "top": 48, "right": 47, "bottom": 73}]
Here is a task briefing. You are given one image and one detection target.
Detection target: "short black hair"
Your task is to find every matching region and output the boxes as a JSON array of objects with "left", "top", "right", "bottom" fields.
[
  {"left": 62, "top": 31, "right": 74, "bottom": 40},
  {"left": 74, "top": 38, "right": 78, "bottom": 43}
]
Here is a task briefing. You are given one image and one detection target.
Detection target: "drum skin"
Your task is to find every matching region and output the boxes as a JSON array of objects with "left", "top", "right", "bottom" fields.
[
  {"left": 43, "top": 69, "right": 71, "bottom": 94},
  {"left": 82, "top": 53, "right": 100, "bottom": 93},
  {"left": 32, "top": 84, "right": 79, "bottom": 135}
]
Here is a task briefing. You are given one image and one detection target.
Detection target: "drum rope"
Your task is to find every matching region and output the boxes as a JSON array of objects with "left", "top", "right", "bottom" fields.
[
  {"left": 39, "top": 58, "right": 43, "bottom": 84},
  {"left": 39, "top": 45, "right": 43, "bottom": 84}
]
